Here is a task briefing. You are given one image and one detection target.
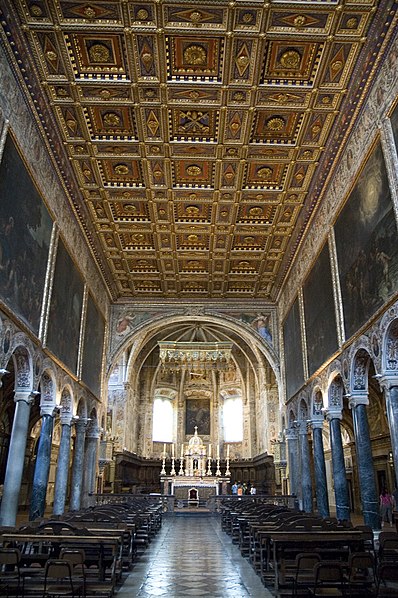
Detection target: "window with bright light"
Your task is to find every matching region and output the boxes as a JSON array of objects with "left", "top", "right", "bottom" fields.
[
  {"left": 223, "top": 396, "right": 243, "bottom": 442},
  {"left": 152, "top": 396, "right": 173, "bottom": 442}
]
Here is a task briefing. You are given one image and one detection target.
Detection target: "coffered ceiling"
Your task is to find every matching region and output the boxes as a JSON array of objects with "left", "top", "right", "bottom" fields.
[{"left": 2, "top": 0, "right": 396, "bottom": 301}]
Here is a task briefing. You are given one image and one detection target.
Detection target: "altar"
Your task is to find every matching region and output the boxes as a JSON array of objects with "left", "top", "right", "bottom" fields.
[{"left": 160, "top": 428, "right": 230, "bottom": 505}]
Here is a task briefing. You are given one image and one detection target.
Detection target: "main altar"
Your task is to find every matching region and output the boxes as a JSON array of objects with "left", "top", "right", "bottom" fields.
[{"left": 160, "top": 428, "right": 231, "bottom": 503}]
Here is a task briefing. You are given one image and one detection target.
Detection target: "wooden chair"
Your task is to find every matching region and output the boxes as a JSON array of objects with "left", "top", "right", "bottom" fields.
[
  {"left": 376, "top": 563, "right": 398, "bottom": 597},
  {"left": 290, "top": 552, "right": 321, "bottom": 597},
  {"left": 43, "top": 559, "right": 82, "bottom": 598},
  {"left": 60, "top": 549, "right": 86, "bottom": 597},
  {"left": 0, "top": 547, "right": 22, "bottom": 597},
  {"left": 346, "top": 551, "right": 376, "bottom": 597},
  {"left": 310, "top": 561, "right": 347, "bottom": 597}
]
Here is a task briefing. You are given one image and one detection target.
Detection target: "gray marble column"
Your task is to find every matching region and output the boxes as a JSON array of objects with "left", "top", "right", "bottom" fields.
[
  {"left": 29, "top": 407, "right": 55, "bottom": 520},
  {"left": 384, "top": 382, "right": 398, "bottom": 488},
  {"left": 69, "top": 419, "right": 87, "bottom": 512},
  {"left": 0, "top": 390, "right": 35, "bottom": 526},
  {"left": 311, "top": 420, "right": 330, "bottom": 518},
  {"left": 53, "top": 411, "right": 73, "bottom": 516},
  {"left": 82, "top": 425, "right": 100, "bottom": 507},
  {"left": 298, "top": 421, "right": 313, "bottom": 513},
  {"left": 285, "top": 427, "right": 299, "bottom": 499},
  {"left": 327, "top": 411, "right": 351, "bottom": 522},
  {"left": 350, "top": 396, "right": 380, "bottom": 529}
]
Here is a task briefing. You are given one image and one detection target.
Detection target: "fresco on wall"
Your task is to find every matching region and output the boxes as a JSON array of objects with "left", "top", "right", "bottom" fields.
[
  {"left": 334, "top": 142, "right": 398, "bottom": 339},
  {"left": 303, "top": 243, "right": 339, "bottom": 376},
  {"left": 185, "top": 399, "right": 210, "bottom": 435},
  {"left": 283, "top": 297, "right": 305, "bottom": 399},
  {"left": 82, "top": 293, "right": 105, "bottom": 398},
  {"left": 0, "top": 135, "right": 53, "bottom": 333},
  {"left": 239, "top": 313, "right": 272, "bottom": 343},
  {"left": 391, "top": 101, "right": 398, "bottom": 151},
  {"left": 47, "top": 239, "right": 84, "bottom": 374}
]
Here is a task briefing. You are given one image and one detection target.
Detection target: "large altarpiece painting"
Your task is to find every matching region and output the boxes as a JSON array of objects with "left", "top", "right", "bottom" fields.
[
  {"left": 185, "top": 399, "right": 210, "bottom": 435},
  {"left": 283, "top": 297, "right": 305, "bottom": 399},
  {"left": 303, "top": 243, "right": 338, "bottom": 376},
  {"left": 334, "top": 142, "right": 398, "bottom": 339},
  {"left": 47, "top": 239, "right": 84, "bottom": 375},
  {"left": 81, "top": 293, "right": 105, "bottom": 398},
  {"left": 0, "top": 135, "right": 53, "bottom": 334}
]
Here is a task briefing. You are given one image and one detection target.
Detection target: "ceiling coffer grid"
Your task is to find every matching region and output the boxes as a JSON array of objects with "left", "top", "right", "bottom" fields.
[{"left": 12, "top": 0, "right": 384, "bottom": 299}]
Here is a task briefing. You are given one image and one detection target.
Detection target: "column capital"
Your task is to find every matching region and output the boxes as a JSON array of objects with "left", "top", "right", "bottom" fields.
[
  {"left": 348, "top": 394, "right": 369, "bottom": 409},
  {"left": 14, "top": 390, "right": 38, "bottom": 405},
  {"left": 311, "top": 418, "right": 324, "bottom": 430},
  {"left": 325, "top": 408, "right": 343, "bottom": 422},
  {"left": 40, "top": 404, "right": 57, "bottom": 417},
  {"left": 378, "top": 375, "right": 398, "bottom": 392},
  {"left": 86, "top": 425, "right": 101, "bottom": 440},
  {"left": 297, "top": 420, "right": 310, "bottom": 435},
  {"left": 74, "top": 418, "right": 88, "bottom": 433},
  {"left": 284, "top": 427, "right": 298, "bottom": 441},
  {"left": 60, "top": 410, "right": 73, "bottom": 426}
]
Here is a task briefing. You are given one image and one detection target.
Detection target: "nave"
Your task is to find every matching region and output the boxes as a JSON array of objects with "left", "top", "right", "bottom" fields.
[{"left": 117, "top": 514, "right": 271, "bottom": 598}]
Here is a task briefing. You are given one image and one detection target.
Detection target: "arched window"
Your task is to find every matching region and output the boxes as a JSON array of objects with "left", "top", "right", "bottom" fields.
[
  {"left": 223, "top": 395, "right": 243, "bottom": 442},
  {"left": 152, "top": 395, "right": 174, "bottom": 442}
]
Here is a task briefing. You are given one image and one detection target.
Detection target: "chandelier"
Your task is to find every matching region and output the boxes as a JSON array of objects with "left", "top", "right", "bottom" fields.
[{"left": 158, "top": 341, "right": 233, "bottom": 373}]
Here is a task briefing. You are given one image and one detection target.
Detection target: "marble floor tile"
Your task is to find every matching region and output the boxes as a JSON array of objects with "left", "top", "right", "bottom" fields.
[{"left": 116, "top": 514, "right": 273, "bottom": 597}]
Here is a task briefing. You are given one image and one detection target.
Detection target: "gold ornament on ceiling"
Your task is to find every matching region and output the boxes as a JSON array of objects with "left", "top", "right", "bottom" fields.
[
  {"left": 114, "top": 164, "right": 129, "bottom": 175},
  {"left": 293, "top": 15, "right": 307, "bottom": 28},
  {"left": 346, "top": 17, "right": 358, "bottom": 29},
  {"left": 83, "top": 6, "right": 97, "bottom": 19},
  {"left": 183, "top": 45, "right": 207, "bottom": 65},
  {"left": 257, "top": 167, "right": 273, "bottom": 181},
  {"left": 89, "top": 43, "right": 110, "bottom": 63},
  {"left": 103, "top": 112, "right": 121, "bottom": 127},
  {"left": 136, "top": 9, "right": 149, "bottom": 20},
  {"left": 279, "top": 49, "right": 301, "bottom": 69},
  {"left": 186, "top": 165, "right": 202, "bottom": 176},
  {"left": 266, "top": 117, "right": 285, "bottom": 131},
  {"left": 30, "top": 4, "right": 42, "bottom": 16}
]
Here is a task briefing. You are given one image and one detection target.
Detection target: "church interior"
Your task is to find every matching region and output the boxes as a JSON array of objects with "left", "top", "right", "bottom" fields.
[{"left": 0, "top": 0, "right": 398, "bottom": 595}]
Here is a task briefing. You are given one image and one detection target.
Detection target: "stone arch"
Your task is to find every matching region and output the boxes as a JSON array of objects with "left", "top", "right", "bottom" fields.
[
  {"left": 39, "top": 367, "right": 57, "bottom": 413},
  {"left": 326, "top": 374, "right": 345, "bottom": 413},
  {"left": 287, "top": 408, "right": 296, "bottom": 427},
  {"left": 311, "top": 386, "right": 324, "bottom": 418},
  {"left": 76, "top": 397, "right": 88, "bottom": 421},
  {"left": 59, "top": 385, "right": 74, "bottom": 417},
  {"left": 350, "top": 347, "right": 372, "bottom": 394},
  {"left": 298, "top": 396, "right": 309, "bottom": 421},
  {"left": 383, "top": 317, "right": 398, "bottom": 375},
  {"left": 10, "top": 339, "right": 34, "bottom": 391}
]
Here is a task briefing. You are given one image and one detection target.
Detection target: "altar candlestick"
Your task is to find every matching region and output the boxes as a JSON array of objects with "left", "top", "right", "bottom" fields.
[
  {"left": 163, "top": 443, "right": 166, "bottom": 457},
  {"left": 217, "top": 445, "right": 220, "bottom": 460},
  {"left": 208, "top": 444, "right": 212, "bottom": 458},
  {"left": 181, "top": 443, "right": 184, "bottom": 458},
  {"left": 171, "top": 443, "right": 174, "bottom": 458},
  {"left": 227, "top": 444, "right": 230, "bottom": 458}
]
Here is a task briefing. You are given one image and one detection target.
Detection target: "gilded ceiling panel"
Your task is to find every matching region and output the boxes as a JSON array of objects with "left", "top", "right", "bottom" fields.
[{"left": 3, "top": 0, "right": 391, "bottom": 300}]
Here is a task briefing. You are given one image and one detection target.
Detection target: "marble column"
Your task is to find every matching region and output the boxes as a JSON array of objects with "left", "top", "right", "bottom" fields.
[
  {"left": 327, "top": 411, "right": 351, "bottom": 522},
  {"left": 383, "top": 381, "right": 398, "bottom": 487},
  {"left": 53, "top": 411, "right": 73, "bottom": 516},
  {"left": 0, "top": 390, "right": 35, "bottom": 526},
  {"left": 311, "top": 420, "right": 330, "bottom": 518},
  {"left": 285, "top": 427, "right": 299, "bottom": 499},
  {"left": 298, "top": 421, "right": 313, "bottom": 513},
  {"left": 350, "top": 396, "right": 380, "bottom": 529},
  {"left": 82, "top": 425, "right": 100, "bottom": 506},
  {"left": 69, "top": 419, "right": 87, "bottom": 512},
  {"left": 29, "top": 407, "right": 55, "bottom": 520}
]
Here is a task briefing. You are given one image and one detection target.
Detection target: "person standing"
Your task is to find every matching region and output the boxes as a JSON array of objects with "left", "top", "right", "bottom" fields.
[{"left": 380, "top": 488, "right": 393, "bottom": 527}]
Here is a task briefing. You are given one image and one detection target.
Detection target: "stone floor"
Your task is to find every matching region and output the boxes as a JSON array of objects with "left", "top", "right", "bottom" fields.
[{"left": 116, "top": 513, "right": 273, "bottom": 597}]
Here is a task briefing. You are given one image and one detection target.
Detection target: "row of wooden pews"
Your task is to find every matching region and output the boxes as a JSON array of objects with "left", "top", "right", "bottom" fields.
[
  {"left": 0, "top": 496, "right": 163, "bottom": 597},
  {"left": 220, "top": 498, "right": 398, "bottom": 596}
]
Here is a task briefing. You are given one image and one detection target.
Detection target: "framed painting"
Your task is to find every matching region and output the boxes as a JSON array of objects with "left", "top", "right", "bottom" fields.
[
  {"left": 46, "top": 239, "right": 84, "bottom": 374},
  {"left": 81, "top": 293, "right": 105, "bottom": 398},
  {"left": 185, "top": 399, "right": 210, "bottom": 435},
  {"left": 303, "top": 243, "right": 339, "bottom": 376},
  {"left": 283, "top": 297, "right": 305, "bottom": 399},
  {"left": 0, "top": 134, "right": 53, "bottom": 333},
  {"left": 334, "top": 142, "right": 398, "bottom": 339}
]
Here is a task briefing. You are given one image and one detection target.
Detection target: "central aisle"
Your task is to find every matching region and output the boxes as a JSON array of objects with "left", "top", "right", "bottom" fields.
[{"left": 117, "top": 514, "right": 273, "bottom": 597}]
